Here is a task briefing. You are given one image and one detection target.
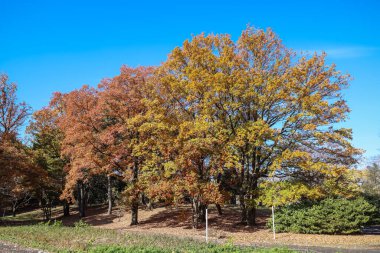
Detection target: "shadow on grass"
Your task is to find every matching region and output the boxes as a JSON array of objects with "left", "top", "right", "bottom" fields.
[
  {"left": 0, "top": 204, "right": 272, "bottom": 234},
  {"left": 136, "top": 205, "right": 271, "bottom": 233}
]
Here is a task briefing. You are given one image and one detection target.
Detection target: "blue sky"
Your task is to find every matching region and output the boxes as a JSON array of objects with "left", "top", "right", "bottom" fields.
[{"left": 1, "top": 0, "right": 379, "bottom": 162}]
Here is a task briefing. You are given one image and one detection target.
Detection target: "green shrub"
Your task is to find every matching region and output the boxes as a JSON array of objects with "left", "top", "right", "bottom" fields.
[
  {"left": 51, "top": 219, "right": 63, "bottom": 227},
  {"left": 74, "top": 219, "right": 90, "bottom": 228},
  {"left": 363, "top": 195, "right": 380, "bottom": 224},
  {"left": 268, "top": 197, "right": 376, "bottom": 234}
]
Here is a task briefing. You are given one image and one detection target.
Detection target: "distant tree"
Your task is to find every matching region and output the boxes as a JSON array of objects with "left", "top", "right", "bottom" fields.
[
  {"left": 0, "top": 74, "right": 30, "bottom": 138},
  {"left": 0, "top": 138, "right": 46, "bottom": 216},
  {"left": 27, "top": 107, "right": 69, "bottom": 219},
  {"left": 0, "top": 74, "right": 42, "bottom": 216},
  {"left": 362, "top": 162, "right": 380, "bottom": 197},
  {"left": 361, "top": 161, "right": 380, "bottom": 224}
]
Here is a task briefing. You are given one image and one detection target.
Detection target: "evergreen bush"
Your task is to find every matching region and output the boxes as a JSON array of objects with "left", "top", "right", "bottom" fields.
[{"left": 268, "top": 197, "right": 376, "bottom": 234}]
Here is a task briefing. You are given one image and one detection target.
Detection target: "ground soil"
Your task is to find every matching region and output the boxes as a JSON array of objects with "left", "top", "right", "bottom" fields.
[
  {"left": 57, "top": 204, "right": 380, "bottom": 251},
  {"left": 0, "top": 241, "right": 45, "bottom": 253}
]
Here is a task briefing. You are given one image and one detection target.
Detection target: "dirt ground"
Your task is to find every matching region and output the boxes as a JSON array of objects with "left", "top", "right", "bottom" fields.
[
  {"left": 56, "top": 205, "right": 380, "bottom": 251},
  {"left": 0, "top": 241, "right": 44, "bottom": 253}
]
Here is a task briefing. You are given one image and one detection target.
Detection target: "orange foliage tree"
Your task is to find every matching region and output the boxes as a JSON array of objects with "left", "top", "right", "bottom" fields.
[
  {"left": 51, "top": 86, "right": 102, "bottom": 217},
  {"left": 55, "top": 66, "right": 154, "bottom": 224},
  {"left": 95, "top": 66, "right": 154, "bottom": 225},
  {"left": 0, "top": 74, "right": 46, "bottom": 216}
]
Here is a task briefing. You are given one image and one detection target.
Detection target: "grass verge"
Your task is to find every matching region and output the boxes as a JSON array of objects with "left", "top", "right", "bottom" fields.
[{"left": 0, "top": 223, "right": 297, "bottom": 253}]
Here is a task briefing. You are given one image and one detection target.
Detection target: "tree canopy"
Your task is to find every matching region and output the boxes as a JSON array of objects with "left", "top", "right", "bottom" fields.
[{"left": 0, "top": 26, "right": 365, "bottom": 227}]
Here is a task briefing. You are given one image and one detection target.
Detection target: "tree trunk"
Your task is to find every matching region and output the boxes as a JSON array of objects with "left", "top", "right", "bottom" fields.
[
  {"left": 146, "top": 201, "right": 153, "bottom": 211},
  {"left": 230, "top": 195, "right": 237, "bottom": 205},
  {"left": 191, "top": 199, "right": 207, "bottom": 228},
  {"left": 239, "top": 194, "right": 246, "bottom": 224},
  {"left": 142, "top": 194, "right": 153, "bottom": 210},
  {"left": 216, "top": 203, "right": 223, "bottom": 216},
  {"left": 107, "top": 175, "right": 112, "bottom": 215},
  {"left": 141, "top": 193, "right": 147, "bottom": 206},
  {"left": 199, "top": 204, "right": 206, "bottom": 222},
  {"left": 130, "top": 201, "right": 138, "bottom": 226},
  {"left": 12, "top": 206, "right": 16, "bottom": 217},
  {"left": 43, "top": 207, "right": 51, "bottom": 221},
  {"left": 240, "top": 195, "right": 256, "bottom": 226},
  {"left": 130, "top": 159, "right": 139, "bottom": 226},
  {"left": 77, "top": 181, "right": 86, "bottom": 218},
  {"left": 246, "top": 179, "right": 258, "bottom": 226},
  {"left": 43, "top": 201, "right": 52, "bottom": 221},
  {"left": 47, "top": 201, "right": 52, "bottom": 220},
  {"left": 192, "top": 198, "right": 199, "bottom": 229},
  {"left": 63, "top": 200, "right": 70, "bottom": 216},
  {"left": 246, "top": 206, "right": 256, "bottom": 226},
  {"left": 80, "top": 183, "right": 86, "bottom": 217}
]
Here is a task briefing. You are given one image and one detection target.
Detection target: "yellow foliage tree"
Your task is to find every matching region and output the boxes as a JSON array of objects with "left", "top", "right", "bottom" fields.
[{"left": 154, "top": 26, "right": 361, "bottom": 226}]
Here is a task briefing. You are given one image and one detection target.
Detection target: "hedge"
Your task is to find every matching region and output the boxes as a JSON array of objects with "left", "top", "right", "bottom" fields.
[{"left": 267, "top": 197, "right": 376, "bottom": 234}]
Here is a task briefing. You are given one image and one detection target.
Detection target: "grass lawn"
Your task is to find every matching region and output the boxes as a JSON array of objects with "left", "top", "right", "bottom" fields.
[
  {"left": 1, "top": 205, "right": 379, "bottom": 251},
  {"left": 0, "top": 206, "right": 63, "bottom": 222},
  {"left": 0, "top": 223, "right": 296, "bottom": 253}
]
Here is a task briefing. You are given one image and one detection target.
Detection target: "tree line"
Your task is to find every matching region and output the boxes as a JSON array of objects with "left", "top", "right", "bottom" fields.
[{"left": 0, "top": 26, "right": 370, "bottom": 228}]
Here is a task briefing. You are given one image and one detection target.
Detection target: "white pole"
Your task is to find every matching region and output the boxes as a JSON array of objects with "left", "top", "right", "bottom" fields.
[
  {"left": 272, "top": 205, "right": 276, "bottom": 240},
  {"left": 205, "top": 208, "right": 208, "bottom": 243}
]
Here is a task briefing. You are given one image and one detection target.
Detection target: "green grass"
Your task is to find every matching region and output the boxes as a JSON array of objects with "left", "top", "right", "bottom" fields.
[
  {"left": 0, "top": 209, "right": 41, "bottom": 221},
  {"left": 0, "top": 223, "right": 297, "bottom": 253},
  {"left": 0, "top": 206, "right": 63, "bottom": 221}
]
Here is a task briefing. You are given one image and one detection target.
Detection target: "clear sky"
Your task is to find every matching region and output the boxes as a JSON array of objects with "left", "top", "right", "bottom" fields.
[{"left": 1, "top": 0, "right": 379, "bottom": 162}]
